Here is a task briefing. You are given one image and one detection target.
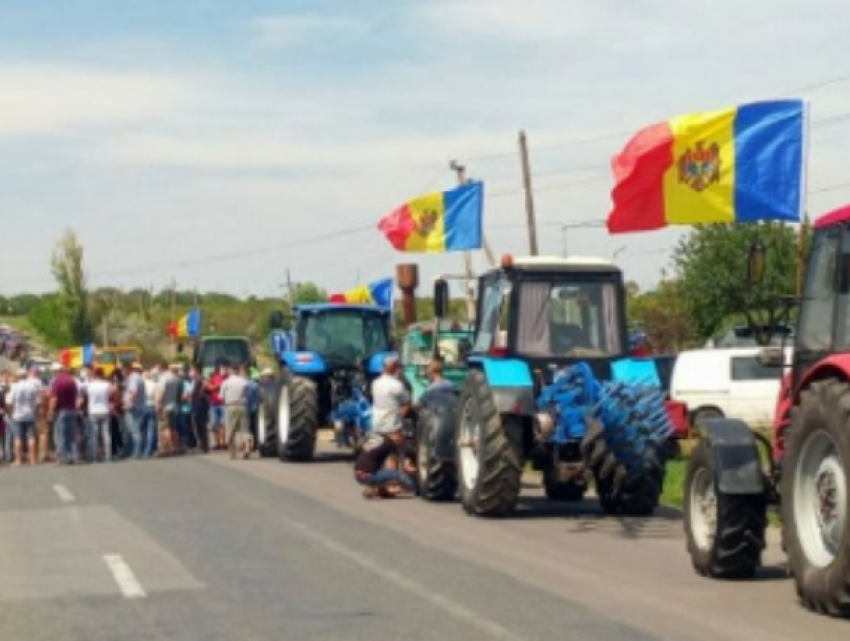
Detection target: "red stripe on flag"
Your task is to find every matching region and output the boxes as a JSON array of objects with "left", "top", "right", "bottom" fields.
[
  {"left": 378, "top": 203, "right": 416, "bottom": 250},
  {"left": 607, "top": 122, "right": 674, "bottom": 234}
]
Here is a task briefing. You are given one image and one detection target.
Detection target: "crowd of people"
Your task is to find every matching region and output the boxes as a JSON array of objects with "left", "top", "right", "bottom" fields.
[
  {"left": 0, "top": 347, "right": 457, "bottom": 505},
  {"left": 0, "top": 359, "right": 270, "bottom": 467}
]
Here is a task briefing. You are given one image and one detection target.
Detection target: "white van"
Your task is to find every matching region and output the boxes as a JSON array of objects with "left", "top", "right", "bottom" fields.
[{"left": 670, "top": 347, "right": 791, "bottom": 428}]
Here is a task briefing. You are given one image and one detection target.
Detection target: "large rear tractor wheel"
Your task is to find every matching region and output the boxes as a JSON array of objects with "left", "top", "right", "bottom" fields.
[
  {"left": 684, "top": 439, "right": 766, "bottom": 578},
  {"left": 457, "top": 371, "right": 523, "bottom": 517},
  {"left": 782, "top": 379, "right": 850, "bottom": 617},
  {"left": 594, "top": 443, "right": 665, "bottom": 517},
  {"left": 270, "top": 375, "right": 318, "bottom": 462},
  {"left": 417, "top": 406, "right": 457, "bottom": 502},
  {"left": 256, "top": 402, "right": 275, "bottom": 458}
]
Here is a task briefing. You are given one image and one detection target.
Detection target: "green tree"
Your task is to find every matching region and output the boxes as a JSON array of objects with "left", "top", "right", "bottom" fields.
[
  {"left": 28, "top": 295, "right": 72, "bottom": 347},
  {"left": 628, "top": 280, "right": 696, "bottom": 352},
  {"left": 673, "top": 222, "right": 803, "bottom": 343},
  {"left": 292, "top": 282, "right": 327, "bottom": 304},
  {"left": 50, "top": 229, "right": 94, "bottom": 343}
]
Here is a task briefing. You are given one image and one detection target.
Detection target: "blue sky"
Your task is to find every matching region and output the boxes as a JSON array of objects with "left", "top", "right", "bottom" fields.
[{"left": 1, "top": 0, "right": 850, "bottom": 296}]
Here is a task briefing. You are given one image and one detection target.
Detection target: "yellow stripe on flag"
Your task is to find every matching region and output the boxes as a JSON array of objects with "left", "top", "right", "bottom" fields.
[
  {"left": 405, "top": 192, "right": 446, "bottom": 252},
  {"left": 663, "top": 108, "right": 736, "bottom": 225}
]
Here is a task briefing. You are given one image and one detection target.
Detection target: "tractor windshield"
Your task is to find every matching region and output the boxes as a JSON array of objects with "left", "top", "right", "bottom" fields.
[
  {"left": 198, "top": 339, "right": 251, "bottom": 371},
  {"left": 516, "top": 280, "right": 622, "bottom": 358},
  {"left": 302, "top": 310, "right": 390, "bottom": 366}
]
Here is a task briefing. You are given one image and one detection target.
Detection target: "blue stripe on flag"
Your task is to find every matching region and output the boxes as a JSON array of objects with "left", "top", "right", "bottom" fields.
[
  {"left": 368, "top": 278, "right": 394, "bottom": 311},
  {"left": 443, "top": 181, "right": 484, "bottom": 251},
  {"left": 734, "top": 100, "right": 805, "bottom": 223}
]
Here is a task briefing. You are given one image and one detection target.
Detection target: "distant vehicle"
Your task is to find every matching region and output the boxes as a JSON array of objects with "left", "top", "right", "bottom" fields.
[
  {"left": 94, "top": 345, "right": 142, "bottom": 376},
  {"left": 193, "top": 336, "right": 253, "bottom": 378},
  {"left": 670, "top": 347, "right": 791, "bottom": 427},
  {"left": 706, "top": 324, "right": 794, "bottom": 349},
  {"left": 400, "top": 319, "right": 472, "bottom": 402}
]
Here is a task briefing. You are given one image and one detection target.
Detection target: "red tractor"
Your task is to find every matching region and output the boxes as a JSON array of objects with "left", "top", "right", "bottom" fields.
[{"left": 684, "top": 207, "right": 850, "bottom": 616}]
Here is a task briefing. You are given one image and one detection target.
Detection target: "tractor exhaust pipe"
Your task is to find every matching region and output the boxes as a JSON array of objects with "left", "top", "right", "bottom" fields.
[{"left": 396, "top": 264, "right": 419, "bottom": 328}]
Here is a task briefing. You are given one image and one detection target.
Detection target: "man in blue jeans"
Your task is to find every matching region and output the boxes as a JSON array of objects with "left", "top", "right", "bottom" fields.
[
  {"left": 122, "top": 363, "right": 146, "bottom": 459},
  {"left": 354, "top": 429, "right": 415, "bottom": 499},
  {"left": 49, "top": 363, "right": 79, "bottom": 465}
]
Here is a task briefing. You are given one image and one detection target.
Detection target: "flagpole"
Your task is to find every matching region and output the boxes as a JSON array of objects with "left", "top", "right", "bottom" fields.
[
  {"left": 450, "top": 160, "right": 477, "bottom": 321},
  {"left": 797, "top": 99, "right": 812, "bottom": 297}
]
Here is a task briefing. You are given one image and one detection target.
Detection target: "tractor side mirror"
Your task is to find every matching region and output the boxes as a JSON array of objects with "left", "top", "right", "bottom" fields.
[
  {"left": 269, "top": 310, "right": 285, "bottom": 330},
  {"left": 757, "top": 347, "right": 785, "bottom": 368},
  {"left": 434, "top": 279, "right": 449, "bottom": 319},
  {"left": 747, "top": 241, "right": 767, "bottom": 286}
]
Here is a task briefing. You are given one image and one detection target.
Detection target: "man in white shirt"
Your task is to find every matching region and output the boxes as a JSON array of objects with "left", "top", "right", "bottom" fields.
[
  {"left": 85, "top": 368, "right": 113, "bottom": 462},
  {"left": 220, "top": 365, "right": 250, "bottom": 459},
  {"left": 371, "top": 357, "right": 411, "bottom": 435},
  {"left": 9, "top": 367, "right": 42, "bottom": 466}
]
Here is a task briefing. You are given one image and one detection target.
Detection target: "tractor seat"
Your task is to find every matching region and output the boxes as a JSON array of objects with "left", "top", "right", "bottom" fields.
[{"left": 552, "top": 323, "right": 589, "bottom": 353}]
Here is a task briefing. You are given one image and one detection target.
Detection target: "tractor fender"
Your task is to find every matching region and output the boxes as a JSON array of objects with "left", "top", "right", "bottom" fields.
[
  {"left": 700, "top": 418, "right": 765, "bottom": 495},
  {"left": 467, "top": 357, "right": 536, "bottom": 416},
  {"left": 794, "top": 354, "right": 850, "bottom": 403},
  {"left": 281, "top": 351, "right": 327, "bottom": 375},
  {"left": 421, "top": 393, "right": 459, "bottom": 461},
  {"left": 366, "top": 351, "right": 398, "bottom": 376}
]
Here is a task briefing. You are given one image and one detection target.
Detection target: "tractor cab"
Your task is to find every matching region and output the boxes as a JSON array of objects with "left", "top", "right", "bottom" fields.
[{"left": 450, "top": 256, "right": 628, "bottom": 383}]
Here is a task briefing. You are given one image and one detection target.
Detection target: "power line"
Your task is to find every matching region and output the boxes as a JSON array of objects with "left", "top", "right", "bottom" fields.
[{"left": 456, "top": 71, "right": 850, "bottom": 166}]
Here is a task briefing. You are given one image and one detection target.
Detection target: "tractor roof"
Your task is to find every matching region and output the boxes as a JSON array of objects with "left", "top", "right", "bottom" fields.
[
  {"left": 815, "top": 203, "right": 850, "bottom": 229},
  {"left": 296, "top": 303, "right": 387, "bottom": 313},
  {"left": 508, "top": 255, "right": 620, "bottom": 273}
]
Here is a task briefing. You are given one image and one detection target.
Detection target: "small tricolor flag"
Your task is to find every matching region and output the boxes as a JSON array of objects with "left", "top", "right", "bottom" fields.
[
  {"left": 169, "top": 309, "right": 201, "bottom": 338},
  {"left": 329, "top": 278, "right": 394, "bottom": 311},
  {"left": 607, "top": 100, "right": 806, "bottom": 234},
  {"left": 60, "top": 344, "right": 94, "bottom": 369},
  {"left": 378, "top": 182, "right": 483, "bottom": 253}
]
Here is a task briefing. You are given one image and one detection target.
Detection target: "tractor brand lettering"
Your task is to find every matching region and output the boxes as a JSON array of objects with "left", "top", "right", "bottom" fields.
[{"left": 677, "top": 141, "right": 721, "bottom": 192}]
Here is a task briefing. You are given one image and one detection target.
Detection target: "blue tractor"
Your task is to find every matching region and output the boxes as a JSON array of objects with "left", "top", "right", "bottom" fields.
[
  {"left": 421, "top": 255, "right": 672, "bottom": 516},
  {"left": 262, "top": 303, "right": 396, "bottom": 462}
]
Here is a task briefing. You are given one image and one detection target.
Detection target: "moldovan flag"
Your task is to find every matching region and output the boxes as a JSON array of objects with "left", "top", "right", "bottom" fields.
[
  {"left": 378, "top": 182, "right": 483, "bottom": 252},
  {"left": 329, "top": 278, "right": 394, "bottom": 311},
  {"left": 607, "top": 100, "right": 806, "bottom": 234},
  {"left": 174, "top": 309, "right": 201, "bottom": 338},
  {"left": 60, "top": 344, "right": 94, "bottom": 369}
]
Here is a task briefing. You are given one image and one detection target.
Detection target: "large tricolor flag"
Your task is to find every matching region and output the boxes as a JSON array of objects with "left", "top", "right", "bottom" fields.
[
  {"left": 329, "top": 278, "right": 394, "bottom": 311},
  {"left": 607, "top": 100, "right": 806, "bottom": 234},
  {"left": 169, "top": 309, "right": 201, "bottom": 338},
  {"left": 378, "top": 182, "right": 483, "bottom": 252},
  {"left": 60, "top": 344, "right": 94, "bottom": 369}
]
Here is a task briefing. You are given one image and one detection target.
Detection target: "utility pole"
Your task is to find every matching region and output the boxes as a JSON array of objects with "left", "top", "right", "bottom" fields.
[
  {"left": 285, "top": 269, "right": 296, "bottom": 311},
  {"left": 450, "top": 160, "right": 476, "bottom": 321},
  {"left": 519, "top": 130, "right": 539, "bottom": 256}
]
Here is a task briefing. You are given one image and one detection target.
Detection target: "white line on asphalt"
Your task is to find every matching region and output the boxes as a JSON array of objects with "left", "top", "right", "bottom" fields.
[
  {"left": 103, "top": 554, "right": 147, "bottom": 599},
  {"left": 288, "top": 521, "right": 528, "bottom": 641},
  {"left": 53, "top": 484, "right": 75, "bottom": 503}
]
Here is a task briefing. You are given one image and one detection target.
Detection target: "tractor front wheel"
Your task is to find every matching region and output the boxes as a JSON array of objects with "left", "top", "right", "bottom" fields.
[
  {"left": 457, "top": 371, "right": 523, "bottom": 517},
  {"left": 417, "top": 406, "right": 457, "bottom": 502},
  {"left": 783, "top": 379, "right": 850, "bottom": 617},
  {"left": 270, "top": 375, "right": 318, "bottom": 462},
  {"left": 684, "top": 438, "right": 766, "bottom": 578}
]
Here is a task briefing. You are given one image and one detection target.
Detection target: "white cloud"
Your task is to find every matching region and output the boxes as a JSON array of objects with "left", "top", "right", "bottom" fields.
[
  {"left": 253, "top": 14, "right": 368, "bottom": 48},
  {"left": 0, "top": 62, "right": 193, "bottom": 138}
]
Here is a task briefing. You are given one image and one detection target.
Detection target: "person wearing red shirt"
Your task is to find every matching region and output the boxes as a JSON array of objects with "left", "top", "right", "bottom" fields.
[
  {"left": 49, "top": 364, "right": 79, "bottom": 464},
  {"left": 206, "top": 360, "right": 228, "bottom": 450}
]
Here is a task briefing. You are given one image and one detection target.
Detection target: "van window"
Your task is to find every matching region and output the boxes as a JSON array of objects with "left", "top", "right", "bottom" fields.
[{"left": 730, "top": 356, "right": 780, "bottom": 381}]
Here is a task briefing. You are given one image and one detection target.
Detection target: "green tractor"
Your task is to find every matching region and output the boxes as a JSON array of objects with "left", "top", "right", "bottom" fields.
[
  {"left": 192, "top": 335, "right": 253, "bottom": 377},
  {"left": 400, "top": 319, "right": 473, "bottom": 402}
]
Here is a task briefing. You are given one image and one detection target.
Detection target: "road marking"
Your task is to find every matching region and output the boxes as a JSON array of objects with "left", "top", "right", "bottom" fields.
[
  {"left": 103, "top": 554, "right": 147, "bottom": 599},
  {"left": 53, "top": 484, "right": 75, "bottom": 503},
  {"left": 288, "top": 521, "right": 528, "bottom": 641}
]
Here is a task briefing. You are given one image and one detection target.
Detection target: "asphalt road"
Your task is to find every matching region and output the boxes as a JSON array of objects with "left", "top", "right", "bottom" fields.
[{"left": 0, "top": 438, "right": 847, "bottom": 641}]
